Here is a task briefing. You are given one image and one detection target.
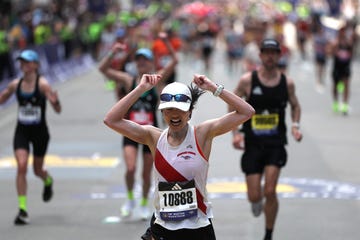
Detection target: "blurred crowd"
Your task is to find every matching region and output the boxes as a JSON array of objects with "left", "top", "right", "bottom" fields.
[{"left": 0, "top": 0, "right": 359, "bottom": 83}]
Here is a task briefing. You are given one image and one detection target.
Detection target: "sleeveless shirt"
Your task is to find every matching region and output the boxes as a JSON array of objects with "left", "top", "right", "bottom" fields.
[
  {"left": 16, "top": 75, "right": 47, "bottom": 126},
  {"left": 334, "top": 41, "right": 352, "bottom": 65},
  {"left": 242, "top": 71, "right": 288, "bottom": 146},
  {"left": 153, "top": 125, "right": 213, "bottom": 230}
]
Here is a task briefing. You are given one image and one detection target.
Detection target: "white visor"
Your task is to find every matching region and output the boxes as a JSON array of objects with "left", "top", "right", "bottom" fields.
[{"left": 158, "top": 82, "right": 192, "bottom": 111}]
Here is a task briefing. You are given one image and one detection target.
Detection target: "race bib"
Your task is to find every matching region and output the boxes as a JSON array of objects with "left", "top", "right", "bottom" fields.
[
  {"left": 128, "top": 110, "right": 154, "bottom": 125},
  {"left": 18, "top": 105, "right": 41, "bottom": 125},
  {"left": 336, "top": 49, "right": 351, "bottom": 61},
  {"left": 251, "top": 113, "right": 279, "bottom": 136},
  {"left": 158, "top": 180, "right": 198, "bottom": 221}
]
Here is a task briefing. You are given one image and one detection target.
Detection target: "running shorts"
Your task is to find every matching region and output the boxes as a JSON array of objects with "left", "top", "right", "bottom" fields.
[
  {"left": 332, "top": 62, "right": 351, "bottom": 84},
  {"left": 13, "top": 124, "right": 50, "bottom": 156},
  {"left": 123, "top": 136, "right": 151, "bottom": 153},
  {"left": 241, "top": 144, "right": 287, "bottom": 175},
  {"left": 150, "top": 215, "right": 216, "bottom": 240}
]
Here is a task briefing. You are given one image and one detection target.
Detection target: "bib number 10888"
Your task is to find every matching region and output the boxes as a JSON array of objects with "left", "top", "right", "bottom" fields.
[
  {"left": 162, "top": 190, "right": 194, "bottom": 207},
  {"left": 158, "top": 180, "right": 198, "bottom": 221}
]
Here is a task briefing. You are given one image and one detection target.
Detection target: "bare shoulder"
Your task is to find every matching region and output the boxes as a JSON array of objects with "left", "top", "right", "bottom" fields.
[
  {"left": 194, "top": 120, "right": 215, "bottom": 139},
  {"left": 240, "top": 71, "right": 252, "bottom": 83},
  {"left": 0, "top": 79, "right": 20, "bottom": 102},
  {"left": 10, "top": 78, "right": 20, "bottom": 86},
  {"left": 285, "top": 75, "right": 295, "bottom": 88},
  {"left": 38, "top": 76, "right": 52, "bottom": 90},
  {"left": 147, "top": 125, "right": 163, "bottom": 144},
  {"left": 38, "top": 77, "right": 58, "bottom": 97},
  {"left": 285, "top": 75, "right": 298, "bottom": 97},
  {"left": 148, "top": 125, "right": 163, "bottom": 134},
  {"left": 7, "top": 79, "right": 21, "bottom": 91},
  {"left": 234, "top": 71, "right": 252, "bottom": 97},
  {"left": 38, "top": 76, "right": 50, "bottom": 85},
  {"left": 235, "top": 72, "right": 252, "bottom": 88}
]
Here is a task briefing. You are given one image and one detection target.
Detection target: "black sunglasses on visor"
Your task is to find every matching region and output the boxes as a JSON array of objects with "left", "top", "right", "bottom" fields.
[{"left": 160, "top": 94, "right": 191, "bottom": 103}]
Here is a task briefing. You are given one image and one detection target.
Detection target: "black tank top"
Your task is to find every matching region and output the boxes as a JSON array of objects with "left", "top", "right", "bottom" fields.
[
  {"left": 243, "top": 71, "right": 288, "bottom": 145},
  {"left": 16, "top": 75, "right": 47, "bottom": 126},
  {"left": 127, "top": 78, "right": 158, "bottom": 127},
  {"left": 334, "top": 41, "right": 352, "bottom": 65}
]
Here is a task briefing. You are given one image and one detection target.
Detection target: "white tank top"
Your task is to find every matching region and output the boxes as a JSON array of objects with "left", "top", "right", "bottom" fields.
[{"left": 153, "top": 125, "right": 213, "bottom": 230}]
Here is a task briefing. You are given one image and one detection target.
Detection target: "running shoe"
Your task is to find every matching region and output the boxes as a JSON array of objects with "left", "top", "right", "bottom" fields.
[
  {"left": 340, "top": 103, "right": 349, "bottom": 115},
  {"left": 139, "top": 205, "right": 151, "bottom": 221},
  {"left": 14, "top": 209, "right": 29, "bottom": 225},
  {"left": 121, "top": 200, "right": 135, "bottom": 218},
  {"left": 251, "top": 200, "right": 263, "bottom": 217},
  {"left": 43, "top": 178, "right": 53, "bottom": 202}
]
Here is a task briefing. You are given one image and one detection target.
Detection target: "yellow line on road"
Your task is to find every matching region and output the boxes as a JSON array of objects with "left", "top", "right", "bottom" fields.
[
  {"left": 0, "top": 154, "right": 119, "bottom": 168},
  {"left": 0, "top": 156, "right": 298, "bottom": 193},
  {"left": 207, "top": 182, "right": 298, "bottom": 193}
]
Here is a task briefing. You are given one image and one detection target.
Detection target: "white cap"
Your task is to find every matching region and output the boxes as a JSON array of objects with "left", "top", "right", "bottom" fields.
[{"left": 158, "top": 82, "right": 192, "bottom": 111}]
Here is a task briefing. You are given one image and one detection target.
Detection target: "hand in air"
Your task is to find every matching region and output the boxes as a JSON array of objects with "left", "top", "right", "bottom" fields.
[
  {"left": 112, "top": 42, "right": 127, "bottom": 53},
  {"left": 140, "top": 74, "right": 162, "bottom": 91},
  {"left": 192, "top": 74, "right": 214, "bottom": 92}
]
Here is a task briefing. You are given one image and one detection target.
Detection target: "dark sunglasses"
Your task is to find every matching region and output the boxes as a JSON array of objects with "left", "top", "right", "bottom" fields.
[
  {"left": 160, "top": 94, "right": 191, "bottom": 103},
  {"left": 19, "top": 59, "right": 31, "bottom": 63}
]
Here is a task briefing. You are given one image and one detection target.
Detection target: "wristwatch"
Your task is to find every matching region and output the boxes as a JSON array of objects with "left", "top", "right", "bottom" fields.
[{"left": 213, "top": 84, "right": 224, "bottom": 97}]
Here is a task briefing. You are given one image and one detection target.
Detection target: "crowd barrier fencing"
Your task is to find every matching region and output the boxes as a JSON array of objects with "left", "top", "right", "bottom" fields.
[{"left": 0, "top": 43, "right": 95, "bottom": 109}]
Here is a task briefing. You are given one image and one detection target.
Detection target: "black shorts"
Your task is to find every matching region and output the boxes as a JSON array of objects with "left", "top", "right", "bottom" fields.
[
  {"left": 315, "top": 53, "right": 326, "bottom": 65},
  {"left": 332, "top": 62, "right": 351, "bottom": 83},
  {"left": 202, "top": 46, "right": 213, "bottom": 59},
  {"left": 241, "top": 144, "right": 287, "bottom": 175},
  {"left": 13, "top": 124, "right": 50, "bottom": 157},
  {"left": 123, "top": 136, "right": 151, "bottom": 153},
  {"left": 149, "top": 215, "right": 216, "bottom": 240}
]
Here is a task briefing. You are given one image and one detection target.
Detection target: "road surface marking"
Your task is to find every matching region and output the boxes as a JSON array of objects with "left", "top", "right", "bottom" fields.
[
  {"left": 82, "top": 177, "right": 360, "bottom": 201},
  {"left": 0, "top": 154, "right": 119, "bottom": 168}
]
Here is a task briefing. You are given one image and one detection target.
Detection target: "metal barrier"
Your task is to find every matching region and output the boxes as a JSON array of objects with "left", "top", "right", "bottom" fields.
[{"left": 0, "top": 43, "right": 95, "bottom": 108}]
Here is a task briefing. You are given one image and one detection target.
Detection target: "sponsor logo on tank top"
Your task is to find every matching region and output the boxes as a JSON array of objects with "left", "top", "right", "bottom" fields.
[{"left": 252, "top": 86, "right": 263, "bottom": 95}]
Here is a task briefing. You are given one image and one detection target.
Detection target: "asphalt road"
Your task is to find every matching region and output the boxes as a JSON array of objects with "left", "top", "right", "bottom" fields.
[{"left": 1, "top": 39, "right": 360, "bottom": 240}]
